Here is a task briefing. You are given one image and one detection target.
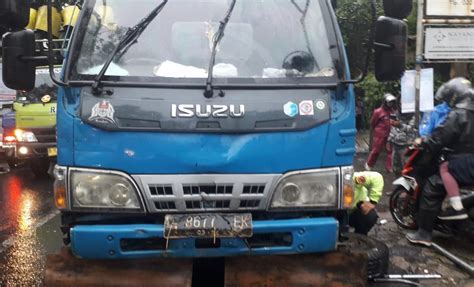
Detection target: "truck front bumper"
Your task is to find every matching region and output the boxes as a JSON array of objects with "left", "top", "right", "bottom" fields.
[
  {"left": 70, "top": 217, "right": 339, "bottom": 259},
  {"left": 14, "top": 142, "right": 56, "bottom": 159}
]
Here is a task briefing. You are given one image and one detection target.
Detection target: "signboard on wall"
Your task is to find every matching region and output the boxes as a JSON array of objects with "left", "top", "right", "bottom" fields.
[
  {"left": 401, "top": 69, "right": 434, "bottom": 114},
  {"left": 426, "top": 0, "right": 474, "bottom": 17},
  {"left": 424, "top": 27, "right": 474, "bottom": 60}
]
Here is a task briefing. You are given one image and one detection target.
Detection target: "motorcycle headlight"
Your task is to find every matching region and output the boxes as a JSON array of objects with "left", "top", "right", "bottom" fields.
[
  {"left": 14, "top": 129, "right": 38, "bottom": 142},
  {"left": 70, "top": 169, "right": 142, "bottom": 210},
  {"left": 270, "top": 168, "right": 339, "bottom": 210}
]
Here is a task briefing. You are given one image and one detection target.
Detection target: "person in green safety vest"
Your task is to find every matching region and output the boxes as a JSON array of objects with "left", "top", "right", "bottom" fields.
[{"left": 349, "top": 171, "right": 384, "bottom": 235}]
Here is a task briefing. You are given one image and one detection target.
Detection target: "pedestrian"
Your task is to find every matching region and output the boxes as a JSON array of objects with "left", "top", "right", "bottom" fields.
[
  {"left": 356, "top": 95, "right": 365, "bottom": 130},
  {"left": 388, "top": 113, "right": 417, "bottom": 177},
  {"left": 407, "top": 78, "right": 474, "bottom": 246},
  {"left": 349, "top": 171, "right": 383, "bottom": 235},
  {"left": 365, "top": 94, "right": 397, "bottom": 172}
]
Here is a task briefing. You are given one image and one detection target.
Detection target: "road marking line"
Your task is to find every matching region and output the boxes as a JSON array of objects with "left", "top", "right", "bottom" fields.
[{"left": 0, "top": 209, "right": 60, "bottom": 254}]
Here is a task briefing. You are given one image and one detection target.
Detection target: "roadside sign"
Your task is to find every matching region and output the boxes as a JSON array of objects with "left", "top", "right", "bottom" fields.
[
  {"left": 424, "top": 27, "right": 474, "bottom": 60},
  {"left": 426, "top": 0, "right": 474, "bottom": 17},
  {"left": 401, "top": 69, "right": 434, "bottom": 113}
]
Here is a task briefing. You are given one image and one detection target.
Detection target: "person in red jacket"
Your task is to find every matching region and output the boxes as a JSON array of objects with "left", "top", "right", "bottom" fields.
[{"left": 365, "top": 94, "right": 397, "bottom": 172}]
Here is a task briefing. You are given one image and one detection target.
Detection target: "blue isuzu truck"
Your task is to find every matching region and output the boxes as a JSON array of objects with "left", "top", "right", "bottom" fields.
[{"left": 1, "top": 0, "right": 409, "bottom": 259}]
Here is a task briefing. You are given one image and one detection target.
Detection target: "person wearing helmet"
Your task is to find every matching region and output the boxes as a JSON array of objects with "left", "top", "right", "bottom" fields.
[
  {"left": 349, "top": 171, "right": 384, "bottom": 235},
  {"left": 365, "top": 93, "right": 397, "bottom": 172},
  {"left": 407, "top": 78, "right": 474, "bottom": 246}
]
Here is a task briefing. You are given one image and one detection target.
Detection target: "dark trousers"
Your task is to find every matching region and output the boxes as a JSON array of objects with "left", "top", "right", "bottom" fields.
[
  {"left": 349, "top": 209, "right": 379, "bottom": 235},
  {"left": 356, "top": 115, "right": 363, "bottom": 130}
]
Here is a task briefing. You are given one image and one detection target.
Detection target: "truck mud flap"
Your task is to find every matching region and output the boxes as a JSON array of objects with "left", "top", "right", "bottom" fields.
[
  {"left": 224, "top": 251, "right": 367, "bottom": 287},
  {"left": 44, "top": 248, "right": 192, "bottom": 287}
]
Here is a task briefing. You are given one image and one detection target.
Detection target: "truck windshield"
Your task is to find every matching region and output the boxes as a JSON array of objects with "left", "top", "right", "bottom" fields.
[
  {"left": 16, "top": 68, "right": 59, "bottom": 104},
  {"left": 71, "top": 0, "right": 339, "bottom": 84}
]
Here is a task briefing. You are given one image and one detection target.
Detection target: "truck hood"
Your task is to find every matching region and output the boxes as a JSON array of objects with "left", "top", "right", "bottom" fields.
[
  {"left": 14, "top": 102, "right": 57, "bottom": 129},
  {"left": 69, "top": 88, "right": 355, "bottom": 174},
  {"left": 73, "top": 123, "right": 335, "bottom": 174}
]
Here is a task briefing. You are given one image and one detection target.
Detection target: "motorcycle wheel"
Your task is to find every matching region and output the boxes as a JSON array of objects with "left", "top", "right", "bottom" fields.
[{"left": 390, "top": 187, "right": 418, "bottom": 230}]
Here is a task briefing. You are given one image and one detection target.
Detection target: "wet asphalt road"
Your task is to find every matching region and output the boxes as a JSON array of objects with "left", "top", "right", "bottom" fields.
[{"left": 0, "top": 164, "right": 62, "bottom": 286}]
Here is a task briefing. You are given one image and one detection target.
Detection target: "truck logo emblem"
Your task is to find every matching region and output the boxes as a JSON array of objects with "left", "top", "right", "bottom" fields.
[
  {"left": 299, "top": 100, "right": 314, "bottom": 116},
  {"left": 284, "top": 102, "right": 298, "bottom": 117},
  {"left": 171, "top": 104, "right": 245, "bottom": 118},
  {"left": 89, "top": 100, "right": 116, "bottom": 124}
]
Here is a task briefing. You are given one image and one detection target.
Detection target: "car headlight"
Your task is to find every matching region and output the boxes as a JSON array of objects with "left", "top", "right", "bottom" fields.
[
  {"left": 14, "top": 129, "right": 38, "bottom": 142},
  {"left": 270, "top": 168, "right": 339, "bottom": 209},
  {"left": 70, "top": 170, "right": 142, "bottom": 210}
]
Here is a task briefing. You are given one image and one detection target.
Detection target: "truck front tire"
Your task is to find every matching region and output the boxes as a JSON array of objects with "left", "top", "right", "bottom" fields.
[
  {"left": 30, "top": 158, "right": 51, "bottom": 177},
  {"left": 339, "top": 233, "right": 389, "bottom": 279}
]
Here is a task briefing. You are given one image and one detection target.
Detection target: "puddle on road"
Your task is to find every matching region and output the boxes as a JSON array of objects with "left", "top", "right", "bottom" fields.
[{"left": 1, "top": 192, "right": 47, "bottom": 286}]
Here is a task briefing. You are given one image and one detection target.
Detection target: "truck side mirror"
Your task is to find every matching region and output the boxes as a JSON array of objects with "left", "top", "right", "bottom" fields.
[
  {"left": 383, "top": 0, "right": 413, "bottom": 20},
  {"left": 0, "top": 0, "right": 30, "bottom": 29},
  {"left": 2, "top": 30, "right": 36, "bottom": 90},
  {"left": 374, "top": 16, "right": 407, "bottom": 82}
]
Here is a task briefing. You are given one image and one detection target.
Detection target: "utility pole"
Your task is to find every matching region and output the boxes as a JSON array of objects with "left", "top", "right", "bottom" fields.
[{"left": 414, "top": 0, "right": 424, "bottom": 127}]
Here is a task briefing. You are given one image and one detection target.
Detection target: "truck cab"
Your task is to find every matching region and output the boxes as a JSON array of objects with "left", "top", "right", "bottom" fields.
[
  {"left": 0, "top": 0, "right": 409, "bottom": 260},
  {"left": 2, "top": 68, "right": 58, "bottom": 176},
  {"left": 54, "top": 0, "right": 355, "bottom": 259}
]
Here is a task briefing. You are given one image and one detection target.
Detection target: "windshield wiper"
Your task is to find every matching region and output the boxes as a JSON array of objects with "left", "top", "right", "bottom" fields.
[
  {"left": 91, "top": 0, "right": 168, "bottom": 95},
  {"left": 203, "top": 0, "right": 237, "bottom": 98}
]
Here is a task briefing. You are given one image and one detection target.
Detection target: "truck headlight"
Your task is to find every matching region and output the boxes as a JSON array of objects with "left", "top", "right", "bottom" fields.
[
  {"left": 70, "top": 169, "right": 142, "bottom": 210},
  {"left": 14, "top": 129, "right": 38, "bottom": 142},
  {"left": 270, "top": 168, "right": 339, "bottom": 209}
]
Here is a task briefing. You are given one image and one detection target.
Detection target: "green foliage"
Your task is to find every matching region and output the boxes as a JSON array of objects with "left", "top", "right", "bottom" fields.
[
  {"left": 337, "top": 0, "right": 418, "bottom": 73},
  {"left": 336, "top": 0, "right": 374, "bottom": 72}
]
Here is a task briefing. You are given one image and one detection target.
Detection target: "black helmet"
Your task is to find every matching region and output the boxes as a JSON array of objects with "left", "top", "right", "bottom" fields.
[
  {"left": 455, "top": 88, "right": 474, "bottom": 110},
  {"left": 434, "top": 78, "right": 472, "bottom": 107}
]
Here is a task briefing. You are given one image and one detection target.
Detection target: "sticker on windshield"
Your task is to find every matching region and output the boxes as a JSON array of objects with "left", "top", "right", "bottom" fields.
[
  {"left": 284, "top": 102, "right": 299, "bottom": 117},
  {"left": 89, "top": 100, "right": 116, "bottom": 124},
  {"left": 299, "top": 100, "right": 314, "bottom": 116},
  {"left": 41, "top": 95, "right": 51, "bottom": 103},
  {"left": 315, "top": 100, "right": 326, "bottom": 110}
]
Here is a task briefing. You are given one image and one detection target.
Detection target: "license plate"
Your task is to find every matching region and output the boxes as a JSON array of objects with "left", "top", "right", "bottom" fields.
[
  {"left": 164, "top": 213, "right": 252, "bottom": 239},
  {"left": 47, "top": 147, "right": 57, "bottom": 157}
]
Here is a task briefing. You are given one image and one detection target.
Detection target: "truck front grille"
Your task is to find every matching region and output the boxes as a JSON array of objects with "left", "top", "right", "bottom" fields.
[
  {"left": 133, "top": 174, "right": 281, "bottom": 213},
  {"left": 30, "top": 127, "right": 55, "bottom": 143}
]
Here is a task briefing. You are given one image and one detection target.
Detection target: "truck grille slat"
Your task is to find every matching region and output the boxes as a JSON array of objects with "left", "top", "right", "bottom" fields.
[
  {"left": 154, "top": 201, "right": 176, "bottom": 210},
  {"left": 149, "top": 184, "right": 173, "bottom": 196},
  {"left": 183, "top": 184, "right": 233, "bottom": 195},
  {"left": 242, "top": 184, "right": 266, "bottom": 194},
  {"left": 28, "top": 127, "right": 56, "bottom": 143},
  {"left": 135, "top": 175, "right": 280, "bottom": 213}
]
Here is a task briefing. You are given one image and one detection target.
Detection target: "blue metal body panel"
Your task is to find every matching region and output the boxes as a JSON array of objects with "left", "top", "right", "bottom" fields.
[
  {"left": 70, "top": 217, "right": 339, "bottom": 259},
  {"left": 57, "top": 88, "right": 355, "bottom": 174}
]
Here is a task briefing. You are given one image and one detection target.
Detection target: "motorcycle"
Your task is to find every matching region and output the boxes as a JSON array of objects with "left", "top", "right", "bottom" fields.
[{"left": 390, "top": 147, "right": 474, "bottom": 235}]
